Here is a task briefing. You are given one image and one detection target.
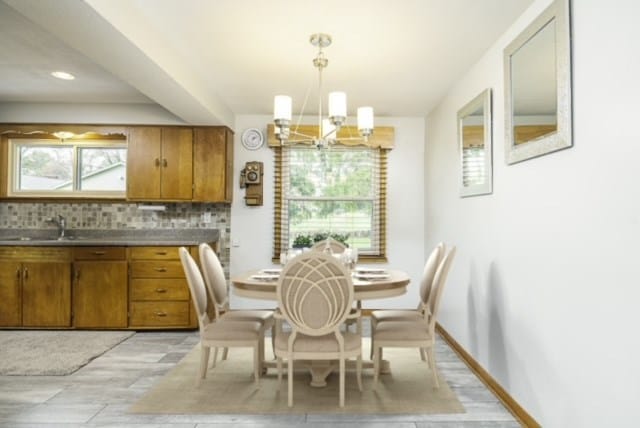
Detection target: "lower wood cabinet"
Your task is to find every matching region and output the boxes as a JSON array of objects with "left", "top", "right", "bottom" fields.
[
  {"left": 0, "top": 244, "right": 200, "bottom": 330},
  {"left": 0, "top": 247, "right": 72, "bottom": 328},
  {"left": 128, "top": 246, "right": 197, "bottom": 329},
  {"left": 73, "top": 247, "right": 128, "bottom": 328}
]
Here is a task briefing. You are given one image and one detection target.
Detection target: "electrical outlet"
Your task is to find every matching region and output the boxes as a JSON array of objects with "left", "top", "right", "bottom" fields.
[{"left": 202, "top": 212, "right": 212, "bottom": 223}]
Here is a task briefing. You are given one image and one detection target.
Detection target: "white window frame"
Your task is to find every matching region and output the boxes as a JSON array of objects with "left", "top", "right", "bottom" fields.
[{"left": 7, "top": 138, "right": 127, "bottom": 198}]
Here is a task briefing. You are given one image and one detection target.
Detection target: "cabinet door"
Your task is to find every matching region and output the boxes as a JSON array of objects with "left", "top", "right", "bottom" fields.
[
  {"left": 0, "top": 261, "right": 22, "bottom": 326},
  {"left": 21, "top": 262, "right": 71, "bottom": 327},
  {"left": 73, "top": 261, "right": 128, "bottom": 328},
  {"left": 127, "top": 127, "right": 162, "bottom": 199},
  {"left": 160, "top": 127, "right": 193, "bottom": 200},
  {"left": 193, "top": 127, "right": 228, "bottom": 202}
]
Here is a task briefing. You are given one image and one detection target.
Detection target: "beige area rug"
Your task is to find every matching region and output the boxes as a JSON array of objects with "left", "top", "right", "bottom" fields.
[
  {"left": 131, "top": 339, "right": 465, "bottom": 414},
  {"left": 0, "top": 330, "right": 134, "bottom": 376}
]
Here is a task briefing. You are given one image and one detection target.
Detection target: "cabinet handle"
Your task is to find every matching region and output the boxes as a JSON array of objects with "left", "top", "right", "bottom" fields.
[
  {"left": 154, "top": 311, "right": 167, "bottom": 317},
  {"left": 23, "top": 268, "right": 28, "bottom": 280},
  {"left": 92, "top": 251, "right": 106, "bottom": 256},
  {"left": 16, "top": 268, "right": 20, "bottom": 279},
  {"left": 155, "top": 288, "right": 167, "bottom": 293},
  {"left": 155, "top": 158, "right": 160, "bottom": 167},
  {"left": 162, "top": 159, "right": 168, "bottom": 167},
  {"left": 155, "top": 251, "right": 168, "bottom": 256},
  {"left": 75, "top": 269, "right": 80, "bottom": 281},
  {"left": 154, "top": 267, "right": 167, "bottom": 272}
]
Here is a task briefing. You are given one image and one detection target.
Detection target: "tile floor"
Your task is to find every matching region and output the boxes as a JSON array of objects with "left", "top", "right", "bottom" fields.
[{"left": 0, "top": 325, "right": 521, "bottom": 428}]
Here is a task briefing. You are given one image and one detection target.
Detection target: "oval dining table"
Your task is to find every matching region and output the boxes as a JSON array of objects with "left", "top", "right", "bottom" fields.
[{"left": 231, "top": 268, "right": 411, "bottom": 387}]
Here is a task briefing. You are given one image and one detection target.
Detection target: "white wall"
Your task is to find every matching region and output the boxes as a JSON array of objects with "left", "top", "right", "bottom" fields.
[
  {"left": 231, "top": 115, "right": 426, "bottom": 310},
  {"left": 425, "top": 0, "right": 640, "bottom": 426}
]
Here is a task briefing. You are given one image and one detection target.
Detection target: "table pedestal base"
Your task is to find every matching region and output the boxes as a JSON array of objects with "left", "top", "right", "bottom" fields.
[{"left": 262, "top": 358, "right": 391, "bottom": 387}]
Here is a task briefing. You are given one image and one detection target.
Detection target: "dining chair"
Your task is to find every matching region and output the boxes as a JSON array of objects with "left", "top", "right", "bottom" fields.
[
  {"left": 311, "top": 238, "right": 347, "bottom": 254},
  {"left": 370, "top": 242, "right": 445, "bottom": 359},
  {"left": 179, "top": 247, "right": 264, "bottom": 386},
  {"left": 199, "top": 243, "right": 275, "bottom": 366},
  {"left": 372, "top": 246, "right": 456, "bottom": 388},
  {"left": 274, "top": 251, "right": 363, "bottom": 407}
]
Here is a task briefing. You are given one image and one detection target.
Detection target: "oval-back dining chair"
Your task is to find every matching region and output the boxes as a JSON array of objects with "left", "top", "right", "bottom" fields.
[
  {"left": 179, "top": 247, "right": 263, "bottom": 386},
  {"left": 199, "top": 243, "right": 274, "bottom": 365},
  {"left": 372, "top": 246, "right": 456, "bottom": 388},
  {"left": 274, "top": 251, "right": 362, "bottom": 407}
]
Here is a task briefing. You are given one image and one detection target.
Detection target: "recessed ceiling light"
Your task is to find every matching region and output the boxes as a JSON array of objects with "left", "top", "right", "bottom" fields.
[{"left": 51, "top": 71, "right": 75, "bottom": 80}]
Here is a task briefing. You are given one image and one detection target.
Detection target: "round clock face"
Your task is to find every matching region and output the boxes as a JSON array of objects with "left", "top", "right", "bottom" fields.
[{"left": 241, "top": 128, "right": 264, "bottom": 150}]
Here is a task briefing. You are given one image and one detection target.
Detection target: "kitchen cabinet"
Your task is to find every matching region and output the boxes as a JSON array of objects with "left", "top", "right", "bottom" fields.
[
  {"left": 129, "top": 246, "right": 197, "bottom": 329},
  {"left": 127, "top": 127, "right": 193, "bottom": 200},
  {"left": 72, "top": 247, "right": 128, "bottom": 328},
  {"left": 0, "top": 247, "right": 71, "bottom": 327},
  {"left": 193, "top": 127, "right": 234, "bottom": 203},
  {"left": 0, "top": 261, "right": 21, "bottom": 326}
]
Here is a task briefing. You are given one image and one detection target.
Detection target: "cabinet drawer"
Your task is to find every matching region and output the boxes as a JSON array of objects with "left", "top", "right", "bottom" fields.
[
  {"left": 73, "top": 247, "right": 126, "bottom": 261},
  {"left": 130, "top": 278, "right": 189, "bottom": 300},
  {"left": 129, "top": 301, "right": 190, "bottom": 327},
  {"left": 130, "top": 261, "right": 184, "bottom": 278},
  {"left": 129, "top": 247, "right": 180, "bottom": 261}
]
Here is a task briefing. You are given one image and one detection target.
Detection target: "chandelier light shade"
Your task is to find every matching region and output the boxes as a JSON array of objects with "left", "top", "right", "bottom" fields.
[{"left": 273, "top": 33, "right": 374, "bottom": 148}]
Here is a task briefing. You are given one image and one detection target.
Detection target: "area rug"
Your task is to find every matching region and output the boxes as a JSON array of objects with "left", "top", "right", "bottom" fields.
[
  {"left": 0, "top": 330, "right": 134, "bottom": 376},
  {"left": 130, "top": 339, "right": 465, "bottom": 414}
]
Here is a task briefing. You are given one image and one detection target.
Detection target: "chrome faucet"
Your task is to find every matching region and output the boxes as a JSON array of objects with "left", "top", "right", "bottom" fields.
[{"left": 48, "top": 214, "right": 66, "bottom": 239}]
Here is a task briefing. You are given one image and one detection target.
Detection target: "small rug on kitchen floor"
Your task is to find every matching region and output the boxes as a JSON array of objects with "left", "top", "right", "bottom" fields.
[
  {"left": 0, "top": 330, "right": 134, "bottom": 376},
  {"left": 130, "top": 339, "right": 465, "bottom": 414}
]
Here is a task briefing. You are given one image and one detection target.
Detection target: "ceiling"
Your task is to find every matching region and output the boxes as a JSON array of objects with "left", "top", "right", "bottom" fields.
[{"left": 0, "top": 0, "right": 535, "bottom": 127}]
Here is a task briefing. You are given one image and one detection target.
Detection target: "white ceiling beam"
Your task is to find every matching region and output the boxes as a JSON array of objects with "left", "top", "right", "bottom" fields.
[{"left": 3, "top": 0, "right": 234, "bottom": 127}]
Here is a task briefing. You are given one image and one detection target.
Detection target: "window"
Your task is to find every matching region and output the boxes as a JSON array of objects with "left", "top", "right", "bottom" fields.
[
  {"left": 9, "top": 139, "right": 127, "bottom": 197},
  {"left": 274, "top": 144, "right": 388, "bottom": 260}
]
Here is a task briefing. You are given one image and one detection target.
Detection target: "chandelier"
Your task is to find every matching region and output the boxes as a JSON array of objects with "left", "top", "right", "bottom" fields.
[{"left": 273, "top": 33, "right": 374, "bottom": 148}]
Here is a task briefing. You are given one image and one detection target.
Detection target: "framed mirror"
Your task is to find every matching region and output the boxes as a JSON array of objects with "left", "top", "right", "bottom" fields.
[
  {"left": 504, "top": 0, "right": 572, "bottom": 164},
  {"left": 459, "top": 89, "right": 492, "bottom": 197}
]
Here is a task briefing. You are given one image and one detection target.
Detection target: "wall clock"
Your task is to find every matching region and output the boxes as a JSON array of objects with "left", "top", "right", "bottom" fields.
[{"left": 241, "top": 128, "right": 264, "bottom": 150}]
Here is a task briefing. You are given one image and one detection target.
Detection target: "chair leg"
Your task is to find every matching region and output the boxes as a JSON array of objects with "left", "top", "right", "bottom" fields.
[
  {"left": 373, "top": 346, "right": 380, "bottom": 385},
  {"left": 271, "top": 324, "right": 276, "bottom": 360},
  {"left": 287, "top": 354, "right": 294, "bottom": 407},
  {"left": 253, "top": 344, "right": 260, "bottom": 386},
  {"left": 277, "top": 357, "right": 283, "bottom": 383},
  {"left": 370, "top": 318, "right": 377, "bottom": 360},
  {"left": 356, "top": 354, "right": 363, "bottom": 392},
  {"left": 210, "top": 347, "right": 219, "bottom": 368},
  {"left": 339, "top": 358, "right": 345, "bottom": 407},
  {"left": 426, "top": 347, "right": 439, "bottom": 388},
  {"left": 199, "top": 345, "right": 210, "bottom": 382},
  {"left": 222, "top": 347, "right": 229, "bottom": 360}
]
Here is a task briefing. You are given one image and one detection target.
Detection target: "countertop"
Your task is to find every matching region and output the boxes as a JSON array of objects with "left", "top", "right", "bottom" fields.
[{"left": 0, "top": 228, "right": 219, "bottom": 247}]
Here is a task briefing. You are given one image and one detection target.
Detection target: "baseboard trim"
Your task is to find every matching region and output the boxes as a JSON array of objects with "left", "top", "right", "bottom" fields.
[{"left": 436, "top": 323, "right": 540, "bottom": 428}]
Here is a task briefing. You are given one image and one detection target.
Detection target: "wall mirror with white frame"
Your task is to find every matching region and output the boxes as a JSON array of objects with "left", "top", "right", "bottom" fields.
[
  {"left": 504, "top": 0, "right": 572, "bottom": 164},
  {"left": 458, "top": 88, "right": 492, "bottom": 197}
]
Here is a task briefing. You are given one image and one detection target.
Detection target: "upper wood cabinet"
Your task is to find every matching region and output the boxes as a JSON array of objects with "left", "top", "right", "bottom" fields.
[
  {"left": 127, "top": 127, "right": 193, "bottom": 201},
  {"left": 193, "top": 127, "right": 234, "bottom": 203}
]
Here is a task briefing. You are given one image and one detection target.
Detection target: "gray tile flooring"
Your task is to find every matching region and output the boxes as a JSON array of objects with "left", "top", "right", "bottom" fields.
[{"left": 0, "top": 325, "right": 521, "bottom": 428}]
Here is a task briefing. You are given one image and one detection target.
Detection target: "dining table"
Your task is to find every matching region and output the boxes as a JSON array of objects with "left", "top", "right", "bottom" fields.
[{"left": 231, "top": 267, "right": 411, "bottom": 387}]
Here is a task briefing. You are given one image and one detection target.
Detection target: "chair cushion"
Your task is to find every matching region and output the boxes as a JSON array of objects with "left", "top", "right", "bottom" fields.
[
  {"left": 202, "top": 320, "right": 262, "bottom": 341},
  {"left": 373, "top": 320, "right": 432, "bottom": 342},
  {"left": 222, "top": 310, "right": 274, "bottom": 323},
  {"left": 275, "top": 331, "right": 361, "bottom": 353},
  {"left": 371, "top": 309, "right": 422, "bottom": 323}
]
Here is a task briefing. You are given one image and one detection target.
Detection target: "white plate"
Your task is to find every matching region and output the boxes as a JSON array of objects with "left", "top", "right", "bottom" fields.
[
  {"left": 260, "top": 268, "right": 282, "bottom": 275},
  {"left": 355, "top": 267, "right": 387, "bottom": 274},
  {"left": 250, "top": 274, "right": 279, "bottom": 281},
  {"left": 353, "top": 273, "right": 390, "bottom": 281}
]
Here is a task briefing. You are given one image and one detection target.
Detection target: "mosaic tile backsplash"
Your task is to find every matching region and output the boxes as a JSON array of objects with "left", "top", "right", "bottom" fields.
[{"left": 0, "top": 201, "right": 231, "bottom": 273}]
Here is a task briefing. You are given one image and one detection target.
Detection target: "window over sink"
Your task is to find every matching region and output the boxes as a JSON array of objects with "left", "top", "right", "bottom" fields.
[{"left": 8, "top": 139, "right": 127, "bottom": 197}]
